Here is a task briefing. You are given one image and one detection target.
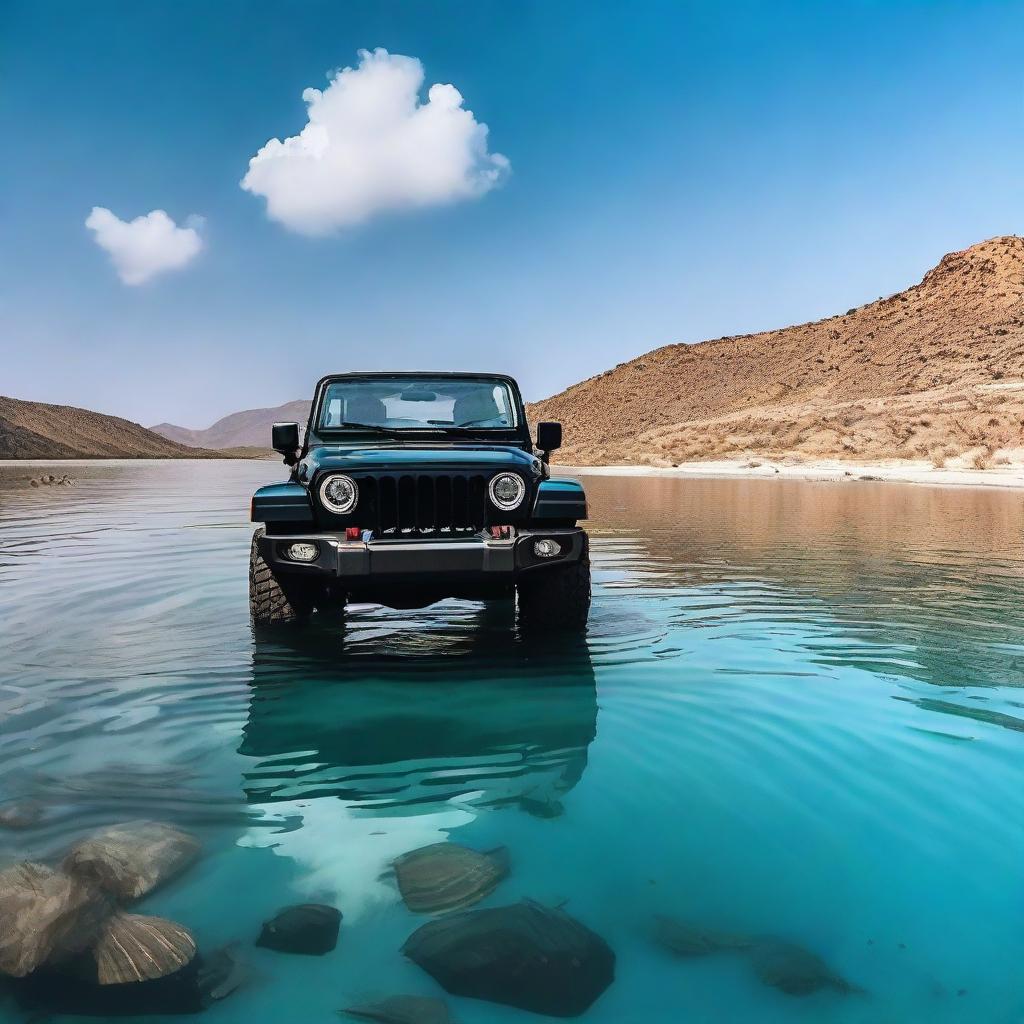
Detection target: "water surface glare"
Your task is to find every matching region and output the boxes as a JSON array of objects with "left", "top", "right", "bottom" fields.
[{"left": 1, "top": 462, "right": 1023, "bottom": 1022}]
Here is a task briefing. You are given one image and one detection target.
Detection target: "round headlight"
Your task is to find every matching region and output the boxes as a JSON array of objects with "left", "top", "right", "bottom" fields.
[
  {"left": 319, "top": 474, "right": 359, "bottom": 514},
  {"left": 489, "top": 472, "right": 526, "bottom": 511}
]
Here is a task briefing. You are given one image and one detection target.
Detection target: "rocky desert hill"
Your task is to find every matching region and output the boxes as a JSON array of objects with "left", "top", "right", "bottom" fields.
[
  {"left": 151, "top": 400, "right": 310, "bottom": 450},
  {"left": 530, "top": 236, "right": 1024, "bottom": 468},
  {"left": 0, "top": 396, "right": 227, "bottom": 459}
]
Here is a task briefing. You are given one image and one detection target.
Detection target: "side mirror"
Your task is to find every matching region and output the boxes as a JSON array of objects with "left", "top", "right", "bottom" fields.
[
  {"left": 535, "top": 421, "right": 562, "bottom": 461},
  {"left": 272, "top": 422, "right": 300, "bottom": 465}
]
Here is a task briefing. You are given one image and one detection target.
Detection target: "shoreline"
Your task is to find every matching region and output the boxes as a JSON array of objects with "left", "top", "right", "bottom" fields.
[
  {"left": 562, "top": 458, "right": 1024, "bottom": 490},
  {"left": 0, "top": 456, "right": 275, "bottom": 467},
  {"left": 3, "top": 456, "right": 1024, "bottom": 490}
]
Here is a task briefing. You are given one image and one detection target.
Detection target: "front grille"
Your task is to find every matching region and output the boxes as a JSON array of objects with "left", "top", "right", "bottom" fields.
[{"left": 355, "top": 473, "right": 490, "bottom": 536}]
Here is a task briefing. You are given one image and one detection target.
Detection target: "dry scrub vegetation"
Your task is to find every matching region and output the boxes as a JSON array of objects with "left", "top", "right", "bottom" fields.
[{"left": 530, "top": 236, "right": 1024, "bottom": 469}]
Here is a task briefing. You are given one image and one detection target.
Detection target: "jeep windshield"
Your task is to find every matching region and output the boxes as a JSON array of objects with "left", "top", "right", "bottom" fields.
[{"left": 318, "top": 376, "right": 519, "bottom": 432}]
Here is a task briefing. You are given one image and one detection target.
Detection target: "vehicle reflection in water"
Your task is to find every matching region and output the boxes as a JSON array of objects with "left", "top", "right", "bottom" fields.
[{"left": 240, "top": 603, "right": 598, "bottom": 817}]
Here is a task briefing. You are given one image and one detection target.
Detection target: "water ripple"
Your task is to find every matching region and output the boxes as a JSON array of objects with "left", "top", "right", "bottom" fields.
[{"left": 2, "top": 463, "right": 1024, "bottom": 1021}]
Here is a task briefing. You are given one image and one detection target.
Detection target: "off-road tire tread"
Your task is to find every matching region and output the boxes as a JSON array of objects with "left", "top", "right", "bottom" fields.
[
  {"left": 516, "top": 540, "right": 591, "bottom": 631},
  {"left": 249, "top": 528, "right": 315, "bottom": 625}
]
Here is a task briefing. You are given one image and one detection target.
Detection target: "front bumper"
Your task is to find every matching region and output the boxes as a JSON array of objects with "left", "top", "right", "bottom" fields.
[{"left": 258, "top": 526, "right": 587, "bottom": 583}]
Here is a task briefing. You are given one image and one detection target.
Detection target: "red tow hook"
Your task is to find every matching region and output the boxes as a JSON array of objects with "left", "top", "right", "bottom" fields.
[
  {"left": 345, "top": 527, "right": 361, "bottom": 541},
  {"left": 490, "top": 525, "right": 512, "bottom": 540}
]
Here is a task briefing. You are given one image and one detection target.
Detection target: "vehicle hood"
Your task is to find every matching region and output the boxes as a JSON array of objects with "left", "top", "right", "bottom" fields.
[{"left": 299, "top": 444, "right": 542, "bottom": 480}]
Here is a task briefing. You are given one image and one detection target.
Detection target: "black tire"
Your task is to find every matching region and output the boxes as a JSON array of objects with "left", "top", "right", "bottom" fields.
[
  {"left": 516, "top": 544, "right": 591, "bottom": 632},
  {"left": 249, "top": 528, "right": 318, "bottom": 626}
]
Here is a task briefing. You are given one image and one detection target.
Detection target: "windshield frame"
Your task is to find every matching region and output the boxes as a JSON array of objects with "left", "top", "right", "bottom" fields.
[{"left": 306, "top": 372, "right": 531, "bottom": 447}]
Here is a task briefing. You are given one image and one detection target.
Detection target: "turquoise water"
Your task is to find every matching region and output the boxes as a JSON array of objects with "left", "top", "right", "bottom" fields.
[{"left": 2, "top": 461, "right": 1024, "bottom": 1022}]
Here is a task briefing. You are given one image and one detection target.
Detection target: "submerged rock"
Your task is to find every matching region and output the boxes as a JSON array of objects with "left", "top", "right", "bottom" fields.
[
  {"left": 5, "top": 951, "right": 232, "bottom": 1016},
  {"left": 653, "top": 915, "right": 753, "bottom": 957},
  {"left": 196, "top": 943, "right": 250, "bottom": 1002},
  {"left": 402, "top": 899, "right": 615, "bottom": 1017},
  {"left": 27, "top": 475, "right": 72, "bottom": 487},
  {"left": 0, "top": 798, "right": 45, "bottom": 830},
  {"left": 343, "top": 994, "right": 452, "bottom": 1024},
  {"left": 94, "top": 912, "right": 196, "bottom": 985},
  {"left": 749, "top": 939, "right": 861, "bottom": 996},
  {"left": 63, "top": 820, "right": 201, "bottom": 900},
  {"left": 256, "top": 903, "right": 341, "bottom": 955},
  {"left": 0, "top": 862, "right": 110, "bottom": 977},
  {"left": 393, "top": 842, "right": 509, "bottom": 913},
  {"left": 0, "top": 823, "right": 201, "bottom": 987}
]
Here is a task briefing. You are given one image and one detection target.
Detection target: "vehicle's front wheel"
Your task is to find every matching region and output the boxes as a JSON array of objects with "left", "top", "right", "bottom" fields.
[
  {"left": 249, "top": 528, "right": 319, "bottom": 626},
  {"left": 516, "top": 544, "right": 591, "bottom": 632}
]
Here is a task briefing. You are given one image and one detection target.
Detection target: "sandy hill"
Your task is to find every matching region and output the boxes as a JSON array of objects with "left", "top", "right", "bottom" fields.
[
  {"left": 151, "top": 399, "right": 310, "bottom": 450},
  {"left": 530, "top": 236, "right": 1024, "bottom": 468},
  {"left": 0, "top": 396, "right": 227, "bottom": 459}
]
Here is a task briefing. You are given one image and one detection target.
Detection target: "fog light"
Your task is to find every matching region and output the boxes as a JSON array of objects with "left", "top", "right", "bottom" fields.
[
  {"left": 286, "top": 542, "right": 319, "bottom": 562},
  {"left": 533, "top": 538, "right": 561, "bottom": 558}
]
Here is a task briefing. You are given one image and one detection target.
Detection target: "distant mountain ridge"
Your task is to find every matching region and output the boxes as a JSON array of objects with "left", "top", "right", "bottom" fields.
[
  {"left": 0, "top": 396, "right": 226, "bottom": 459},
  {"left": 45, "top": 234, "right": 1024, "bottom": 466},
  {"left": 529, "top": 235, "right": 1024, "bottom": 466},
  {"left": 151, "top": 400, "right": 310, "bottom": 450}
]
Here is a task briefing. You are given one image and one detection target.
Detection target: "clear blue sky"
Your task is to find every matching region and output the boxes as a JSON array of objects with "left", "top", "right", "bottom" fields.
[{"left": 2, "top": 0, "right": 1022, "bottom": 428}]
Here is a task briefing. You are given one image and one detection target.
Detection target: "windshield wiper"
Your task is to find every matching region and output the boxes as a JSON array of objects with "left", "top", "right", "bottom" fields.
[
  {"left": 422, "top": 419, "right": 493, "bottom": 428},
  {"left": 334, "top": 421, "right": 397, "bottom": 435},
  {"left": 446, "top": 417, "right": 512, "bottom": 430},
  {"left": 334, "top": 421, "right": 448, "bottom": 436}
]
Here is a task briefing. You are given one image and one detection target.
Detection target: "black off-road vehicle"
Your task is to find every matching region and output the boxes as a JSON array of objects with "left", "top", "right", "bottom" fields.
[{"left": 249, "top": 373, "right": 589, "bottom": 629}]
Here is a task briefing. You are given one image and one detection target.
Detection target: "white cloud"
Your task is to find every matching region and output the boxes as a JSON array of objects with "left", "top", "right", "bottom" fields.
[
  {"left": 85, "top": 207, "right": 203, "bottom": 285},
  {"left": 240, "top": 48, "right": 510, "bottom": 235}
]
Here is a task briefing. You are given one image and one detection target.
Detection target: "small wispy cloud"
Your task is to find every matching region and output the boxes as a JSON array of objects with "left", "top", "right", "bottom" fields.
[
  {"left": 85, "top": 207, "right": 204, "bottom": 285},
  {"left": 241, "top": 48, "right": 510, "bottom": 236}
]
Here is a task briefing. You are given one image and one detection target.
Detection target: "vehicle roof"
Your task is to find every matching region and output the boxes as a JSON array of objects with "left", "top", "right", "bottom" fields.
[{"left": 314, "top": 371, "right": 518, "bottom": 386}]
